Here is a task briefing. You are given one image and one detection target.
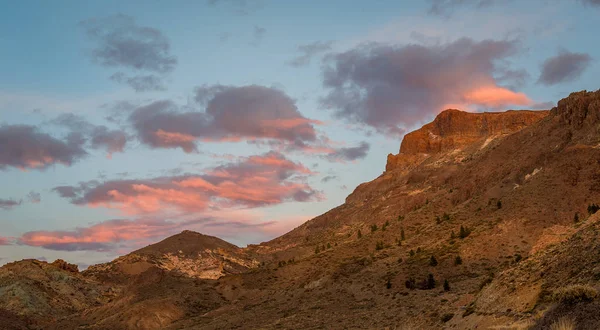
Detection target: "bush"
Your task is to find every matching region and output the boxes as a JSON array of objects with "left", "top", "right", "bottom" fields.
[
  {"left": 315, "top": 246, "right": 320, "bottom": 254},
  {"left": 588, "top": 203, "right": 600, "bottom": 215},
  {"left": 327, "top": 243, "right": 331, "bottom": 249},
  {"left": 357, "top": 229, "right": 362, "bottom": 238},
  {"left": 435, "top": 215, "right": 441, "bottom": 224},
  {"left": 549, "top": 317, "right": 575, "bottom": 330},
  {"left": 386, "top": 278, "right": 392, "bottom": 289},
  {"left": 397, "top": 215, "right": 405, "bottom": 222},
  {"left": 376, "top": 241, "right": 385, "bottom": 250},
  {"left": 574, "top": 213, "right": 580, "bottom": 223},
  {"left": 409, "top": 249, "right": 415, "bottom": 257},
  {"left": 443, "top": 279, "right": 450, "bottom": 291},
  {"left": 454, "top": 255, "right": 463, "bottom": 265},
  {"left": 440, "top": 313, "right": 454, "bottom": 323},
  {"left": 459, "top": 225, "right": 471, "bottom": 239},
  {"left": 427, "top": 274, "right": 436, "bottom": 289},
  {"left": 497, "top": 200, "right": 502, "bottom": 209},
  {"left": 401, "top": 228, "right": 406, "bottom": 241},
  {"left": 371, "top": 224, "right": 378, "bottom": 232},
  {"left": 442, "top": 213, "right": 450, "bottom": 221},
  {"left": 450, "top": 231, "right": 456, "bottom": 239},
  {"left": 552, "top": 285, "right": 598, "bottom": 305},
  {"left": 429, "top": 256, "right": 438, "bottom": 266},
  {"left": 405, "top": 277, "right": 416, "bottom": 290},
  {"left": 514, "top": 253, "right": 522, "bottom": 263}
]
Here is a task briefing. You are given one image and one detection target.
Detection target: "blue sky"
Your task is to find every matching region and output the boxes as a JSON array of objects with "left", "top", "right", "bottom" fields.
[{"left": 0, "top": 0, "right": 598, "bottom": 267}]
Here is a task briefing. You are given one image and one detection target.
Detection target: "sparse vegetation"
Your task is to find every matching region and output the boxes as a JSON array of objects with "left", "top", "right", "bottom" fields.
[
  {"left": 429, "top": 256, "right": 438, "bottom": 266},
  {"left": 375, "top": 241, "right": 384, "bottom": 250},
  {"left": 315, "top": 246, "right": 320, "bottom": 254},
  {"left": 357, "top": 229, "right": 362, "bottom": 238},
  {"left": 397, "top": 215, "right": 405, "bottom": 222},
  {"left": 497, "top": 200, "right": 502, "bottom": 209},
  {"left": 426, "top": 274, "right": 436, "bottom": 289},
  {"left": 443, "top": 279, "right": 450, "bottom": 291},
  {"left": 386, "top": 278, "right": 392, "bottom": 289},
  {"left": 454, "top": 255, "right": 462, "bottom": 265},
  {"left": 514, "top": 253, "right": 522, "bottom": 263},
  {"left": 574, "top": 212, "right": 580, "bottom": 223},
  {"left": 588, "top": 203, "right": 600, "bottom": 215},
  {"left": 450, "top": 231, "right": 456, "bottom": 239},
  {"left": 327, "top": 243, "right": 331, "bottom": 249},
  {"left": 440, "top": 313, "right": 454, "bottom": 323},
  {"left": 549, "top": 317, "right": 575, "bottom": 330},
  {"left": 371, "top": 224, "right": 378, "bottom": 233},
  {"left": 409, "top": 249, "right": 415, "bottom": 257},
  {"left": 552, "top": 285, "right": 598, "bottom": 305},
  {"left": 435, "top": 215, "right": 441, "bottom": 224},
  {"left": 401, "top": 228, "right": 405, "bottom": 241},
  {"left": 442, "top": 212, "right": 450, "bottom": 222},
  {"left": 405, "top": 278, "right": 416, "bottom": 290},
  {"left": 459, "top": 225, "right": 471, "bottom": 239}
]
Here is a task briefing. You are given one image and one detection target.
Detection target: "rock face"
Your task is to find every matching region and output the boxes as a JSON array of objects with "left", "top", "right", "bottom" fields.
[{"left": 386, "top": 109, "right": 549, "bottom": 171}]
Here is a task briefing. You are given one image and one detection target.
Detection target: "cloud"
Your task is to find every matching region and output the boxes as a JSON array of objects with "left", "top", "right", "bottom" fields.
[
  {"left": 250, "top": 25, "right": 266, "bottom": 46},
  {"left": 51, "top": 113, "right": 129, "bottom": 158},
  {"left": 26, "top": 191, "right": 41, "bottom": 204},
  {"left": 18, "top": 218, "right": 207, "bottom": 252},
  {"left": 80, "top": 14, "right": 177, "bottom": 92},
  {"left": 0, "top": 237, "right": 10, "bottom": 245},
  {"left": 320, "top": 38, "right": 532, "bottom": 135},
  {"left": 54, "top": 151, "right": 320, "bottom": 215},
  {"left": 580, "top": 0, "right": 600, "bottom": 6},
  {"left": 324, "top": 142, "right": 370, "bottom": 163},
  {"left": 320, "top": 175, "right": 338, "bottom": 183},
  {"left": 428, "top": 0, "right": 507, "bottom": 16},
  {"left": 0, "top": 199, "right": 21, "bottom": 210},
  {"left": 109, "top": 72, "right": 166, "bottom": 92},
  {"left": 207, "top": 0, "right": 264, "bottom": 15},
  {"left": 130, "top": 85, "right": 321, "bottom": 152},
  {"left": 537, "top": 49, "right": 593, "bottom": 86},
  {"left": 288, "top": 41, "right": 334, "bottom": 67},
  {"left": 0, "top": 125, "right": 87, "bottom": 170}
]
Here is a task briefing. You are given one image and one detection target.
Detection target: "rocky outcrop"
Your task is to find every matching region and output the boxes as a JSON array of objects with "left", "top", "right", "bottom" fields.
[
  {"left": 553, "top": 90, "right": 600, "bottom": 128},
  {"left": 51, "top": 259, "right": 79, "bottom": 273},
  {"left": 386, "top": 109, "right": 549, "bottom": 171}
]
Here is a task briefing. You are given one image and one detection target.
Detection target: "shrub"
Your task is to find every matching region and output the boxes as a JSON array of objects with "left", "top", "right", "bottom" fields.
[
  {"left": 315, "top": 246, "right": 320, "bottom": 254},
  {"left": 514, "top": 253, "right": 522, "bottom": 263},
  {"left": 588, "top": 203, "right": 600, "bottom": 215},
  {"left": 497, "top": 200, "right": 502, "bottom": 209},
  {"left": 357, "top": 229, "right": 362, "bottom": 238},
  {"left": 371, "top": 224, "right": 378, "bottom": 232},
  {"left": 454, "top": 255, "right": 463, "bottom": 265},
  {"left": 416, "top": 247, "right": 422, "bottom": 253},
  {"left": 450, "top": 231, "right": 456, "bottom": 239},
  {"left": 405, "top": 278, "right": 416, "bottom": 290},
  {"left": 549, "top": 317, "right": 575, "bottom": 330},
  {"left": 401, "top": 228, "right": 406, "bottom": 241},
  {"left": 409, "top": 249, "right": 415, "bottom": 257},
  {"left": 386, "top": 278, "right": 392, "bottom": 289},
  {"left": 376, "top": 241, "right": 385, "bottom": 250},
  {"left": 398, "top": 215, "right": 405, "bottom": 222},
  {"left": 443, "top": 279, "right": 450, "bottom": 291},
  {"left": 440, "top": 313, "right": 454, "bottom": 323},
  {"left": 427, "top": 274, "right": 436, "bottom": 289},
  {"left": 442, "top": 213, "right": 450, "bottom": 222},
  {"left": 459, "top": 225, "right": 471, "bottom": 239},
  {"left": 429, "top": 256, "right": 438, "bottom": 267},
  {"left": 435, "top": 215, "right": 441, "bottom": 224},
  {"left": 327, "top": 243, "right": 331, "bottom": 249},
  {"left": 574, "top": 213, "right": 580, "bottom": 223},
  {"left": 552, "top": 285, "right": 598, "bottom": 305}
]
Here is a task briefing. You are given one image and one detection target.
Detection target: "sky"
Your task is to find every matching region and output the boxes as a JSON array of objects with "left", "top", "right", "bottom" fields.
[{"left": 0, "top": 0, "right": 598, "bottom": 268}]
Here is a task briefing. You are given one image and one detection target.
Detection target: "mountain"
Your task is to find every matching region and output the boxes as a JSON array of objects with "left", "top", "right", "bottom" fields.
[{"left": 2, "top": 90, "right": 600, "bottom": 329}]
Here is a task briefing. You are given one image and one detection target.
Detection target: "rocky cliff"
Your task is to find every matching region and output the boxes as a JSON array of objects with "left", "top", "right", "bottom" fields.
[{"left": 386, "top": 109, "right": 549, "bottom": 171}]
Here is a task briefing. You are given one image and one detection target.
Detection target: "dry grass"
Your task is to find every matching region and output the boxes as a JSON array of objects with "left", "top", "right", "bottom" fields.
[
  {"left": 552, "top": 285, "right": 598, "bottom": 305},
  {"left": 549, "top": 317, "right": 575, "bottom": 330}
]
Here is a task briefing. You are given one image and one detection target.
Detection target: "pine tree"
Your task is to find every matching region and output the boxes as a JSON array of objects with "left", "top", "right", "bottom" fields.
[
  {"left": 443, "top": 279, "right": 450, "bottom": 291},
  {"left": 429, "top": 255, "right": 438, "bottom": 266},
  {"left": 401, "top": 228, "right": 406, "bottom": 241},
  {"left": 427, "top": 274, "right": 436, "bottom": 289}
]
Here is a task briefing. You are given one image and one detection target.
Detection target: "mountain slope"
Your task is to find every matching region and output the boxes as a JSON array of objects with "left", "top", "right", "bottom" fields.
[{"left": 2, "top": 90, "right": 600, "bottom": 329}]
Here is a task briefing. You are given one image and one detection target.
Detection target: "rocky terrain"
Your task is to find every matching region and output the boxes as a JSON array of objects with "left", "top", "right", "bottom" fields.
[{"left": 2, "top": 90, "right": 600, "bottom": 329}]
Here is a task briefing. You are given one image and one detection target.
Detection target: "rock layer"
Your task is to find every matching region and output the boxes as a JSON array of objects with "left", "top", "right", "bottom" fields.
[{"left": 386, "top": 109, "right": 549, "bottom": 171}]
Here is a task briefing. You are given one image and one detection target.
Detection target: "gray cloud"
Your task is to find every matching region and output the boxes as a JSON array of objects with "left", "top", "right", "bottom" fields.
[
  {"left": 207, "top": 0, "right": 264, "bottom": 15},
  {"left": 109, "top": 72, "right": 166, "bottom": 92},
  {"left": 51, "top": 113, "right": 129, "bottom": 157},
  {"left": 80, "top": 14, "right": 177, "bottom": 92},
  {"left": 0, "top": 125, "right": 87, "bottom": 170},
  {"left": 130, "top": 85, "right": 319, "bottom": 152},
  {"left": 580, "top": 0, "right": 600, "bottom": 6},
  {"left": 324, "top": 142, "right": 370, "bottom": 162},
  {"left": 537, "top": 50, "right": 593, "bottom": 86},
  {"left": 428, "top": 0, "right": 505, "bottom": 16},
  {"left": 288, "top": 41, "right": 334, "bottom": 67},
  {"left": 27, "top": 191, "right": 41, "bottom": 204},
  {"left": 320, "top": 175, "right": 338, "bottom": 183},
  {"left": 0, "top": 199, "right": 21, "bottom": 210},
  {"left": 320, "top": 38, "right": 530, "bottom": 135},
  {"left": 250, "top": 25, "right": 266, "bottom": 46}
]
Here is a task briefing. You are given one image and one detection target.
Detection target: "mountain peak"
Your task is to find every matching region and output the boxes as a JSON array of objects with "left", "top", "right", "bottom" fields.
[{"left": 554, "top": 89, "right": 600, "bottom": 128}]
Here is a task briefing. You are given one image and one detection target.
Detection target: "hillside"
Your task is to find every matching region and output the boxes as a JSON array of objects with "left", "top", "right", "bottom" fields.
[{"left": 2, "top": 90, "right": 600, "bottom": 329}]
